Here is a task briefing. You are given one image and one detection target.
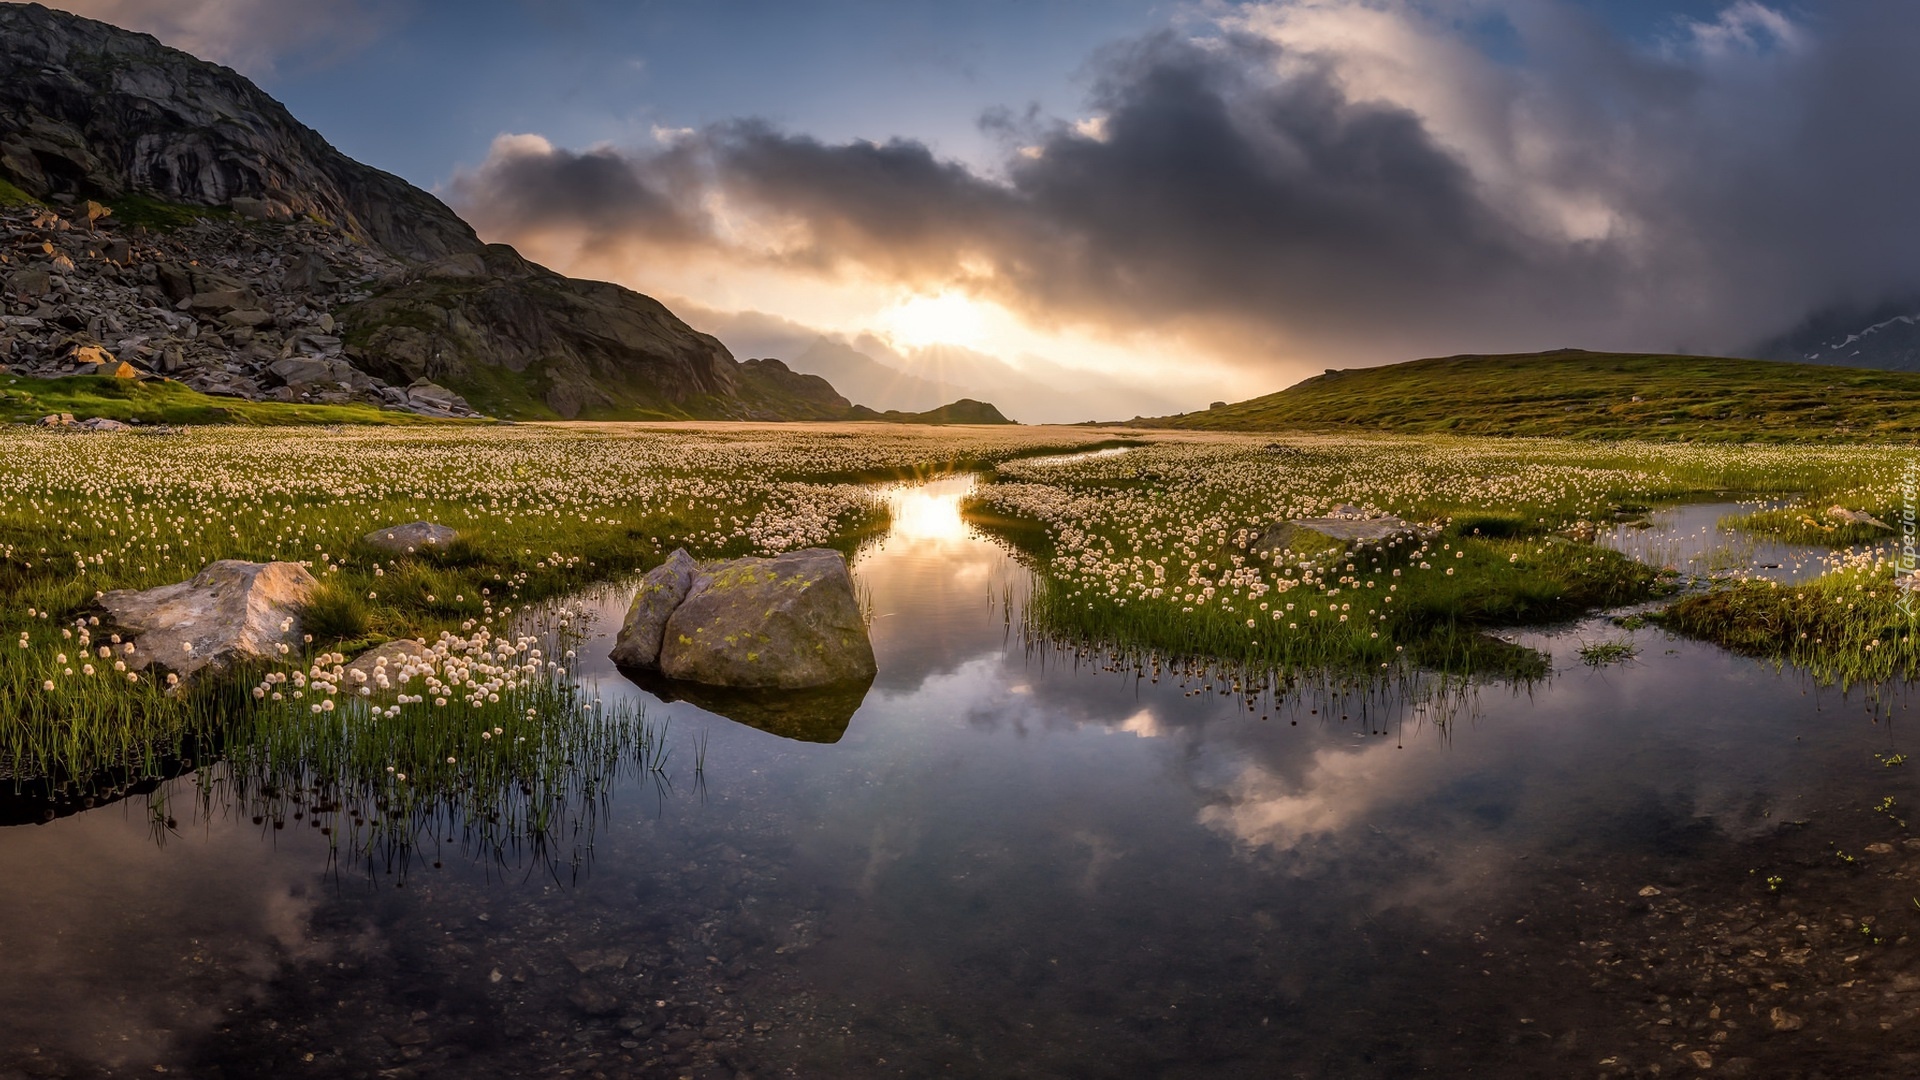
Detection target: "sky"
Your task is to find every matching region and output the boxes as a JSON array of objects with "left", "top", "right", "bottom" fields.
[{"left": 45, "top": 0, "right": 1920, "bottom": 421}]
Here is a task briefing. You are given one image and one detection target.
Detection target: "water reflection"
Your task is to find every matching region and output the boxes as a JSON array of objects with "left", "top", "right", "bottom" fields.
[
  {"left": 1598, "top": 499, "right": 1890, "bottom": 583},
  {"left": 1, "top": 473, "right": 1914, "bottom": 1078},
  {"left": 617, "top": 668, "right": 870, "bottom": 743}
]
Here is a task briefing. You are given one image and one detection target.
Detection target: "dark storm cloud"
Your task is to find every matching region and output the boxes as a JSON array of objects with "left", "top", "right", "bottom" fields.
[{"left": 450, "top": 0, "right": 1920, "bottom": 366}]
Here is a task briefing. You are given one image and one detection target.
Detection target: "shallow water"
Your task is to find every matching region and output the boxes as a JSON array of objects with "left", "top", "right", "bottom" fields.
[
  {"left": 2, "top": 477, "right": 1917, "bottom": 1079},
  {"left": 1597, "top": 500, "right": 1889, "bottom": 584}
]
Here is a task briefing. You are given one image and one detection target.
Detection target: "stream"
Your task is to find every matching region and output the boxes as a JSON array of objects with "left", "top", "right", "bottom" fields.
[{"left": 0, "top": 475, "right": 1916, "bottom": 1079}]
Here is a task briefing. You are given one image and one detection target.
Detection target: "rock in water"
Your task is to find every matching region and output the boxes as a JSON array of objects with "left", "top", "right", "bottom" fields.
[
  {"left": 610, "top": 549, "right": 699, "bottom": 670},
  {"left": 363, "top": 522, "right": 458, "bottom": 555},
  {"left": 97, "top": 560, "right": 316, "bottom": 683},
  {"left": 658, "top": 549, "right": 875, "bottom": 689}
]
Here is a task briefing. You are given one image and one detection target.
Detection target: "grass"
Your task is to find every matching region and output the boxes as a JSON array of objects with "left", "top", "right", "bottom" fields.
[
  {"left": 1578, "top": 640, "right": 1639, "bottom": 666},
  {"left": 1719, "top": 504, "right": 1894, "bottom": 547},
  {"left": 965, "top": 433, "right": 1918, "bottom": 682},
  {"left": 0, "top": 374, "right": 456, "bottom": 427},
  {"left": 104, "top": 193, "right": 238, "bottom": 231},
  {"left": 209, "top": 613, "right": 661, "bottom": 875},
  {"left": 1655, "top": 556, "right": 1919, "bottom": 687},
  {"left": 1135, "top": 350, "right": 1920, "bottom": 442},
  {"left": 0, "top": 177, "right": 39, "bottom": 208}
]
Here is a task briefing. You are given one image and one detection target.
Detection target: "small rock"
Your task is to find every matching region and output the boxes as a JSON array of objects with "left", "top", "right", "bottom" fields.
[
  {"left": 344, "top": 640, "right": 432, "bottom": 697},
  {"left": 1689, "top": 1049, "right": 1713, "bottom": 1069},
  {"left": 1250, "top": 513, "right": 1420, "bottom": 557},
  {"left": 1768, "top": 1006, "right": 1804, "bottom": 1032},
  {"left": 362, "top": 521, "right": 458, "bottom": 555},
  {"left": 568, "top": 984, "right": 622, "bottom": 1017},
  {"left": 568, "top": 948, "right": 631, "bottom": 974},
  {"left": 1638, "top": 885, "right": 1663, "bottom": 898}
]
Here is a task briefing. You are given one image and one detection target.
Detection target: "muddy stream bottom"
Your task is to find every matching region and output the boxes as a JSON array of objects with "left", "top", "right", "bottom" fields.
[{"left": 3, "top": 479, "right": 1920, "bottom": 1079}]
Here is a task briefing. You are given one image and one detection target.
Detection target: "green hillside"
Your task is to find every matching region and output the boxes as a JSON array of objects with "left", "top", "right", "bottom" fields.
[{"left": 1140, "top": 350, "right": 1920, "bottom": 441}]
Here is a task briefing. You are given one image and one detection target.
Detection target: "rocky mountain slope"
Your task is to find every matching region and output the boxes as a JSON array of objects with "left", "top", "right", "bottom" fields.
[
  {"left": 0, "top": 2, "right": 879, "bottom": 421},
  {"left": 1751, "top": 297, "right": 1920, "bottom": 373}
]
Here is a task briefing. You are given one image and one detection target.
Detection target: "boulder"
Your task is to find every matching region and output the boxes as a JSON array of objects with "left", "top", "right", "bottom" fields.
[
  {"left": 229, "top": 195, "right": 293, "bottom": 222},
  {"left": 1829, "top": 505, "right": 1892, "bottom": 530},
  {"left": 8, "top": 269, "right": 50, "bottom": 297},
  {"left": 185, "top": 287, "right": 260, "bottom": 314},
  {"left": 362, "top": 521, "right": 458, "bottom": 555},
  {"left": 404, "top": 379, "right": 471, "bottom": 415},
  {"left": 97, "top": 560, "right": 317, "bottom": 683},
  {"left": 1250, "top": 514, "right": 1419, "bottom": 557},
  {"left": 219, "top": 308, "right": 274, "bottom": 329},
  {"left": 34, "top": 412, "right": 74, "bottom": 426},
  {"left": 658, "top": 548, "right": 875, "bottom": 690},
  {"left": 76, "top": 417, "right": 129, "bottom": 431},
  {"left": 610, "top": 549, "right": 699, "bottom": 670}
]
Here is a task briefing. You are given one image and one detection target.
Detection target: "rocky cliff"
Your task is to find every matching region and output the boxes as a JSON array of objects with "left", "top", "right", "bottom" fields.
[{"left": 0, "top": 2, "right": 862, "bottom": 421}]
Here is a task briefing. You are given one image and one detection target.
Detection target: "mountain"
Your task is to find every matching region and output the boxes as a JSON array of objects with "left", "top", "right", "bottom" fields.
[
  {"left": 0, "top": 2, "right": 851, "bottom": 421},
  {"left": 1132, "top": 349, "right": 1920, "bottom": 441},
  {"left": 1750, "top": 297, "right": 1920, "bottom": 372},
  {"left": 847, "top": 398, "right": 1013, "bottom": 425},
  {"left": 790, "top": 337, "right": 962, "bottom": 413}
]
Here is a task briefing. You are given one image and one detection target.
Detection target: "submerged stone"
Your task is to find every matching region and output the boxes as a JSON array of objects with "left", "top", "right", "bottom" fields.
[
  {"left": 97, "top": 559, "right": 316, "bottom": 684},
  {"left": 609, "top": 548, "right": 698, "bottom": 670}
]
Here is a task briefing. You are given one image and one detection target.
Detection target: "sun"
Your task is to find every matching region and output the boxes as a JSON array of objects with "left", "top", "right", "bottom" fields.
[{"left": 876, "top": 290, "right": 992, "bottom": 350}]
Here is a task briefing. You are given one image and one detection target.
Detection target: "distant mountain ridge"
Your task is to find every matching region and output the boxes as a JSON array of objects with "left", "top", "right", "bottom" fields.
[
  {"left": 1751, "top": 297, "right": 1920, "bottom": 372},
  {"left": 0, "top": 2, "right": 1007, "bottom": 424}
]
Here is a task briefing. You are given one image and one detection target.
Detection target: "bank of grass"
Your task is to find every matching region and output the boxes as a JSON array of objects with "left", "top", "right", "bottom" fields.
[
  {"left": 1138, "top": 350, "right": 1920, "bottom": 442},
  {"left": 1657, "top": 562, "right": 1917, "bottom": 687},
  {"left": 211, "top": 621, "right": 663, "bottom": 873},
  {"left": 966, "top": 433, "right": 1917, "bottom": 680},
  {"left": 991, "top": 512, "right": 1657, "bottom": 681},
  {"left": 0, "top": 374, "right": 452, "bottom": 426},
  {"left": 1719, "top": 503, "right": 1895, "bottom": 547}
]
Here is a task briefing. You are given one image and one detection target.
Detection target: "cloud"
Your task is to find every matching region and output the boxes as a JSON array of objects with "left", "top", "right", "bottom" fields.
[
  {"left": 48, "top": 0, "right": 400, "bottom": 75},
  {"left": 450, "top": 0, "right": 1920, "bottom": 384}
]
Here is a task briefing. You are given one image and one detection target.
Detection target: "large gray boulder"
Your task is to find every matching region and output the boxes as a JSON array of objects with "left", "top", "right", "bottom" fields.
[
  {"left": 363, "top": 521, "right": 458, "bottom": 555},
  {"left": 653, "top": 549, "right": 875, "bottom": 690},
  {"left": 610, "top": 549, "right": 699, "bottom": 670},
  {"left": 97, "top": 560, "right": 316, "bottom": 683}
]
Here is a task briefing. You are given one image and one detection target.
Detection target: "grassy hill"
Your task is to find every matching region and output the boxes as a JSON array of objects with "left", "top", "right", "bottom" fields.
[
  {"left": 0, "top": 375, "right": 459, "bottom": 426},
  {"left": 1138, "top": 350, "right": 1920, "bottom": 441}
]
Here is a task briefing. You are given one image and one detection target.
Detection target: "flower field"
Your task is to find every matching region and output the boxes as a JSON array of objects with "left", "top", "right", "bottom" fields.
[
  {"left": 0, "top": 422, "right": 1122, "bottom": 806},
  {"left": 967, "top": 432, "right": 1920, "bottom": 683}
]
